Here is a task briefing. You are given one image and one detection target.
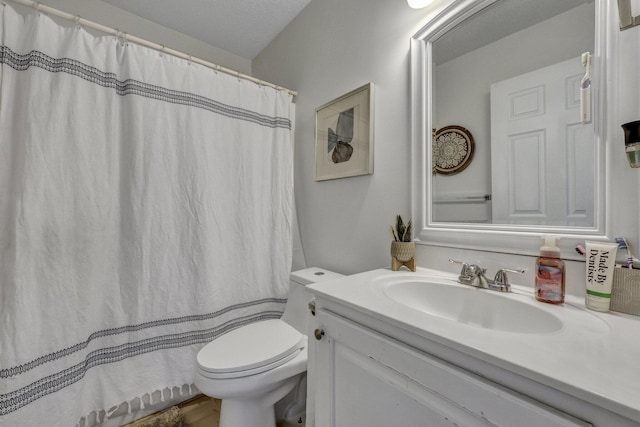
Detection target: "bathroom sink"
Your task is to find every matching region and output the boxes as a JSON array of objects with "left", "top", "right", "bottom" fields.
[{"left": 380, "top": 278, "right": 563, "bottom": 334}]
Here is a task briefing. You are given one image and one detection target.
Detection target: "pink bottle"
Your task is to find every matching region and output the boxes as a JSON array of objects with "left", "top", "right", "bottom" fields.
[{"left": 535, "top": 235, "right": 565, "bottom": 304}]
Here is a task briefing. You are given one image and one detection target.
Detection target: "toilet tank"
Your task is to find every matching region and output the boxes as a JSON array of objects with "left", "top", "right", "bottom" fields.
[{"left": 281, "top": 267, "right": 344, "bottom": 334}]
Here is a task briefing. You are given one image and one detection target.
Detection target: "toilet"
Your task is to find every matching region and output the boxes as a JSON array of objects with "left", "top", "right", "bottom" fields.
[{"left": 194, "top": 267, "right": 343, "bottom": 427}]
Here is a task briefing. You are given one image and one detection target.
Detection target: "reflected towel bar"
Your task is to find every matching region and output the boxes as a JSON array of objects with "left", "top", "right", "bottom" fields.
[{"left": 433, "top": 194, "right": 492, "bottom": 203}]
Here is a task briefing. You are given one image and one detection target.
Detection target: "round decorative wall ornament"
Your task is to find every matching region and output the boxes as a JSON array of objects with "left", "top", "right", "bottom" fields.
[{"left": 433, "top": 125, "right": 475, "bottom": 175}]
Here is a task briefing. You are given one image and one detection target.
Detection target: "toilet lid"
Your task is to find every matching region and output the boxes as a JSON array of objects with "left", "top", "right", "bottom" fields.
[{"left": 197, "top": 319, "right": 304, "bottom": 377}]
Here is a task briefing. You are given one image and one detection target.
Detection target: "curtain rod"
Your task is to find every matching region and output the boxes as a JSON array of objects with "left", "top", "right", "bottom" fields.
[{"left": 5, "top": 0, "right": 298, "bottom": 97}]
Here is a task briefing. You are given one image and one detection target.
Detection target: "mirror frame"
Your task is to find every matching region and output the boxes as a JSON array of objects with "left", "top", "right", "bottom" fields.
[{"left": 411, "top": 0, "right": 615, "bottom": 260}]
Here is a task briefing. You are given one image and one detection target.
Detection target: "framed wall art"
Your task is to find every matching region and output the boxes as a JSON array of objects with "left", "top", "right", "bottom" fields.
[{"left": 315, "top": 83, "right": 374, "bottom": 181}]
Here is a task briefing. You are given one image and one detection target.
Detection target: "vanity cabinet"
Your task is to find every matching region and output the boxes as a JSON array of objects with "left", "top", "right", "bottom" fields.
[{"left": 313, "top": 308, "right": 591, "bottom": 427}]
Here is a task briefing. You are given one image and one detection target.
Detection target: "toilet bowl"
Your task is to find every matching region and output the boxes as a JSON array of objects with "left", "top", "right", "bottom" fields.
[{"left": 194, "top": 267, "right": 343, "bottom": 427}]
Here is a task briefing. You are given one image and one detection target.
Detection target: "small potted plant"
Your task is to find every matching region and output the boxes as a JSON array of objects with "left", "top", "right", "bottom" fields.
[{"left": 390, "top": 215, "right": 416, "bottom": 271}]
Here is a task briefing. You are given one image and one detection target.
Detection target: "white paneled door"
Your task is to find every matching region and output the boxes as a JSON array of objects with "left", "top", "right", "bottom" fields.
[{"left": 490, "top": 57, "right": 595, "bottom": 226}]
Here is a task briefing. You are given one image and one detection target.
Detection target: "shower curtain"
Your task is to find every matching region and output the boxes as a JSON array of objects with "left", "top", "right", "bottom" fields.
[{"left": 0, "top": 3, "right": 294, "bottom": 426}]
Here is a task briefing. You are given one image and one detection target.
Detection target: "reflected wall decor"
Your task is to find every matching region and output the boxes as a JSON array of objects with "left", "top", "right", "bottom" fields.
[
  {"left": 315, "top": 83, "right": 374, "bottom": 181},
  {"left": 432, "top": 125, "right": 475, "bottom": 175}
]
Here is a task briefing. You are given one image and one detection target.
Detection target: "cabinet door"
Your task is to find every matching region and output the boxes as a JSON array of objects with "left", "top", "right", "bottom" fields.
[{"left": 314, "top": 309, "right": 592, "bottom": 427}]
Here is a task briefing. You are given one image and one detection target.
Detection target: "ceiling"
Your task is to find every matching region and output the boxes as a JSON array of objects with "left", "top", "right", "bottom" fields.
[
  {"left": 101, "top": 0, "right": 313, "bottom": 60},
  {"left": 433, "top": 0, "right": 594, "bottom": 64}
]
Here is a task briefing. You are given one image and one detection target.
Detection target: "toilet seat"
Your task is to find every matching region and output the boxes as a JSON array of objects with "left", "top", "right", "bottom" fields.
[{"left": 197, "top": 319, "right": 305, "bottom": 379}]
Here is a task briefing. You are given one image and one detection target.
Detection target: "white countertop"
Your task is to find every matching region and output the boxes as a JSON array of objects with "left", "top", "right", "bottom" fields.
[{"left": 308, "top": 267, "right": 640, "bottom": 423}]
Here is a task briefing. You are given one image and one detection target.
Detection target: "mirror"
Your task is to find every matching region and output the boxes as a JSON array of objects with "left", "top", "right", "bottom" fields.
[
  {"left": 432, "top": 0, "right": 595, "bottom": 226},
  {"left": 411, "top": 0, "right": 610, "bottom": 258}
]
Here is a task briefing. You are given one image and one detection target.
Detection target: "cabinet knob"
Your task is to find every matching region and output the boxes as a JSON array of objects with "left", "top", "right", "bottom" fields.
[{"left": 314, "top": 328, "right": 325, "bottom": 341}]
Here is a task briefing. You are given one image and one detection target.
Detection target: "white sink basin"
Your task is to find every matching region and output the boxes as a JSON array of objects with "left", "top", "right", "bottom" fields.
[{"left": 380, "top": 278, "right": 563, "bottom": 334}]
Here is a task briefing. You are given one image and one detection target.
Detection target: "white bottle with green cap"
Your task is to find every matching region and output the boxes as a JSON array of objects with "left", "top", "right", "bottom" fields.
[{"left": 585, "top": 240, "right": 619, "bottom": 312}]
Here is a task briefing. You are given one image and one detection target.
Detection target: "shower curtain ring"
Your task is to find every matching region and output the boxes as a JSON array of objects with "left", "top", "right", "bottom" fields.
[
  {"left": 74, "top": 15, "right": 82, "bottom": 29},
  {"left": 116, "top": 30, "right": 125, "bottom": 46},
  {"left": 34, "top": 2, "right": 42, "bottom": 14},
  {"left": 236, "top": 71, "right": 242, "bottom": 83}
]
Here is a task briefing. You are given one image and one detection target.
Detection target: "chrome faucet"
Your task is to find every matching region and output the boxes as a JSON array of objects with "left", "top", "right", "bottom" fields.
[
  {"left": 451, "top": 260, "right": 490, "bottom": 288},
  {"left": 449, "top": 259, "right": 525, "bottom": 293}
]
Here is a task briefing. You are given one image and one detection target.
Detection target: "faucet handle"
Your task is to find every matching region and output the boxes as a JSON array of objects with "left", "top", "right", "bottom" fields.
[
  {"left": 449, "top": 259, "right": 467, "bottom": 268},
  {"left": 449, "top": 258, "right": 467, "bottom": 271},
  {"left": 449, "top": 259, "right": 487, "bottom": 287},
  {"left": 493, "top": 267, "right": 526, "bottom": 287},
  {"left": 449, "top": 259, "right": 485, "bottom": 275},
  {"left": 449, "top": 259, "right": 471, "bottom": 276}
]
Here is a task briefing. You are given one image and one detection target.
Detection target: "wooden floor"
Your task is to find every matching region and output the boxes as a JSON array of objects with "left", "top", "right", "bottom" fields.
[
  {"left": 179, "top": 395, "right": 221, "bottom": 427},
  {"left": 123, "top": 395, "right": 300, "bottom": 427}
]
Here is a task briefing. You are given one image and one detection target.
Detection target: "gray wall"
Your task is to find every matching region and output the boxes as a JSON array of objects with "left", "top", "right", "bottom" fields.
[{"left": 253, "top": 0, "right": 437, "bottom": 274}]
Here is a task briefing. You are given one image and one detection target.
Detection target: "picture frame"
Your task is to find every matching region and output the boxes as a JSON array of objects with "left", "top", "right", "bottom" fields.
[{"left": 315, "top": 83, "right": 374, "bottom": 181}]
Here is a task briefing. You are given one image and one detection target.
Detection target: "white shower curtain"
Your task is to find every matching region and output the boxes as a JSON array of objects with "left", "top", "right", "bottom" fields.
[{"left": 0, "top": 3, "right": 294, "bottom": 426}]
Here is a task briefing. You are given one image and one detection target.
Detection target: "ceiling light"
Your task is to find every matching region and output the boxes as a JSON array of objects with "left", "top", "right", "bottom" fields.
[{"left": 407, "top": 0, "right": 434, "bottom": 8}]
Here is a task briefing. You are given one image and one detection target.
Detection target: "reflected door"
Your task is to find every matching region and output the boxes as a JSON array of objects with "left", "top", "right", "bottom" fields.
[{"left": 490, "top": 57, "right": 594, "bottom": 226}]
